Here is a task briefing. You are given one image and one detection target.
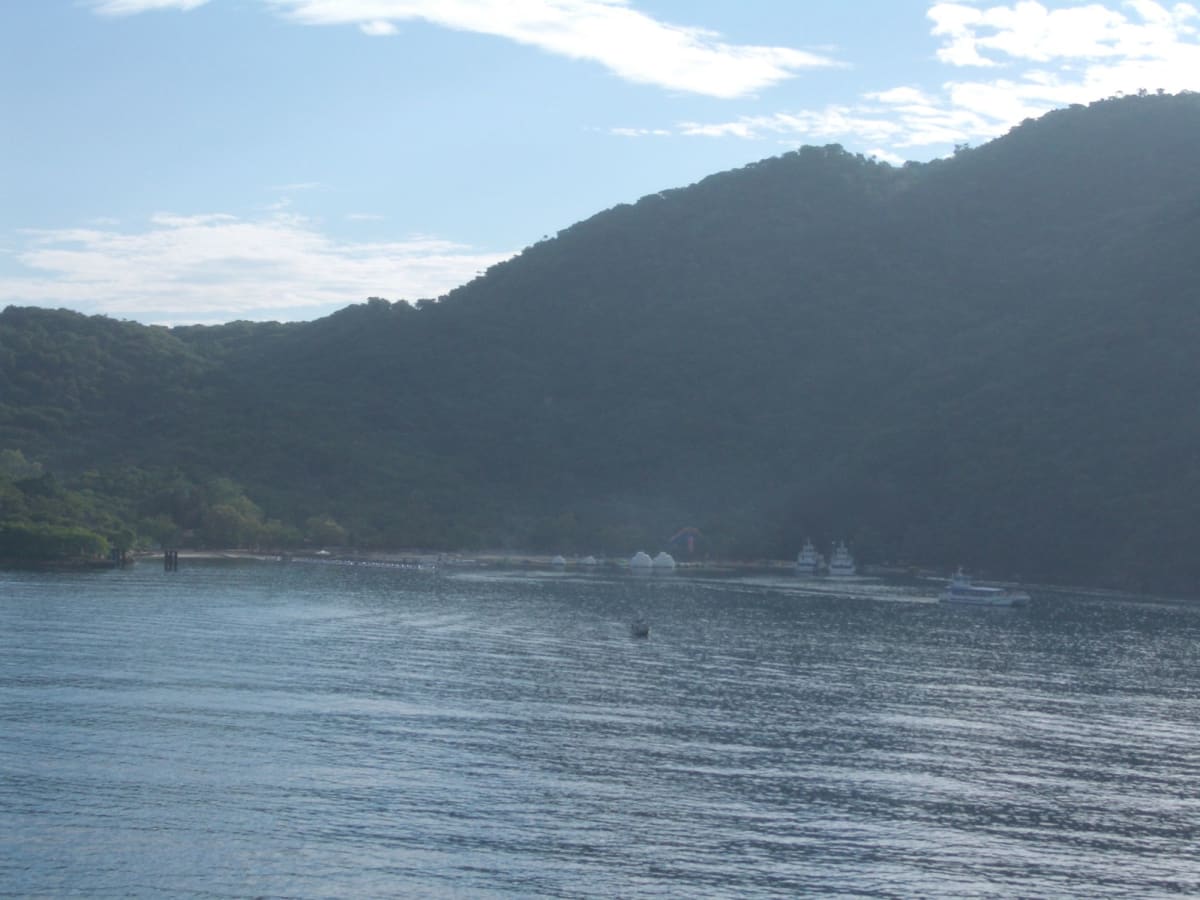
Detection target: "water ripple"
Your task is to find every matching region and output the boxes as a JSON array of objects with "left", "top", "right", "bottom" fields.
[{"left": 3, "top": 562, "right": 1200, "bottom": 897}]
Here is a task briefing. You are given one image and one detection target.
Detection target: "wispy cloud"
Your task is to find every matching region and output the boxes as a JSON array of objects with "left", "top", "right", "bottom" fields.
[
  {"left": 88, "top": 0, "right": 211, "bottom": 14},
  {"left": 359, "top": 20, "right": 399, "bottom": 36},
  {"left": 0, "top": 213, "right": 513, "bottom": 324},
  {"left": 632, "top": 1, "right": 1200, "bottom": 155},
  {"left": 90, "top": 0, "right": 836, "bottom": 97},
  {"left": 88, "top": 0, "right": 836, "bottom": 97},
  {"left": 609, "top": 126, "right": 672, "bottom": 137},
  {"left": 678, "top": 107, "right": 910, "bottom": 144},
  {"left": 261, "top": 0, "right": 836, "bottom": 98}
]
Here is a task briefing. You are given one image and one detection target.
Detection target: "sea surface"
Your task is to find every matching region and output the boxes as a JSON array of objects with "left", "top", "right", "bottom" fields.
[{"left": 2, "top": 559, "right": 1199, "bottom": 898}]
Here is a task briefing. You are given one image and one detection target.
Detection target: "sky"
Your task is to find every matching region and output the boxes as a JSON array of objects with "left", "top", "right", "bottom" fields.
[{"left": 2, "top": 1, "right": 1198, "bottom": 325}]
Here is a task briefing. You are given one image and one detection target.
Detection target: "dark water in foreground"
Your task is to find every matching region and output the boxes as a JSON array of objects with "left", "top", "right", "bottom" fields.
[{"left": 2, "top": 560, "right": 1199, "bottom": 898}]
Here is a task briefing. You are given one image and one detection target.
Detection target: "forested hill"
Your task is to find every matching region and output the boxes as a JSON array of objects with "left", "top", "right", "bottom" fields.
[{"left": 3, "top": 92, "right": 1199, "bottom": 591}]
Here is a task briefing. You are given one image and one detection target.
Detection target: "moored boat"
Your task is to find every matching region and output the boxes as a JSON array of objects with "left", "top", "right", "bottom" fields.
[
  {"left": 827, "top": 541, "right": 856, "bottom": 577},
  {"left": 939, "top": 568, "right": 1030, "bottom": 607},
  {"left": 795, "top": 538, "right": 821, "bottom": 575},
  {"left": 651, "top": 551, "right": 676, "bottom": 571}
]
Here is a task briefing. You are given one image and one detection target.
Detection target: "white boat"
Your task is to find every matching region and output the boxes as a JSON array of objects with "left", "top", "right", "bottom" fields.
[
  {"left": 629, "top": 551, "right": 653, "bottom": 571},
  {"left": 827, "top": 541, "right": 856, "bottom": 577},
  {"left": 795, "top": 539, "right": 821, "bottom": 575},
  {"left": 939, "top": 568, "right": 1030, "bottom": 607},
  {"left": 651, "top": 551, "right": 676, "bottom": 571}
]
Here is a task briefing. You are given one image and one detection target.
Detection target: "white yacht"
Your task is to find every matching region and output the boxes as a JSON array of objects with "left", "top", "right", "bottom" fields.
[
  {"left": 827, "top": 541, "right": 857, "bottom": 577},
  {"left": 651, "top": 551, "right": 677, "bottom": 571},
  {"left": 939, "top": 568, "right": 1030, "bottom": 607},
  {"left": 795, "top": 539, "right": 821, "bottom": 575}
]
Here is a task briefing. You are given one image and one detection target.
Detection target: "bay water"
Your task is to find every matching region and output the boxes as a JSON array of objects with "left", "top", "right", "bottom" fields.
[{"left": 2, "top": 560, "right": 1199, "bottom": 897}]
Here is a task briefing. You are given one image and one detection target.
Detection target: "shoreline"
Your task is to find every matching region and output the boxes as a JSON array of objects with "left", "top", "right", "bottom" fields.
[
  {"left": 7, "top": 549, "right": 1177, "bottom": 600},
  {"left": 129, "top": 548, "right": 931, "bottom": 580},
  {"left": 130, "top": 547, "right": 797, "bottom": 573}
]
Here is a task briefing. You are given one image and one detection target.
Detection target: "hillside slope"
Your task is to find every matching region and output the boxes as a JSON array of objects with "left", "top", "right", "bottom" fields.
[{"left": 2, "top": 92, "right": 1199, "bottom": 589}]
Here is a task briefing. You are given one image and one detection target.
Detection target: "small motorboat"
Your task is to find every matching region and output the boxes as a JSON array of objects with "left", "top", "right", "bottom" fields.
[
  {"left": 940, "top": 567, "right": 1030, "bottom": 607},
  {"left": 630, "top": 618, "right": 650, "bottom": 638}
]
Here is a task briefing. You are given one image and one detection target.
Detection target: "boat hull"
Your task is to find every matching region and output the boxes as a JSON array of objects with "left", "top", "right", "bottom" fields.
[{"left": 939, "top": 589, "right": 1029, "bottom": 607}]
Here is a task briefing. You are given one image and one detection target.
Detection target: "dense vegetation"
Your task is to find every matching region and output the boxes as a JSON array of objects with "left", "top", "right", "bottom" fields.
[{"left": 2, "top": 93, "right": 1198, "bottom": 590}]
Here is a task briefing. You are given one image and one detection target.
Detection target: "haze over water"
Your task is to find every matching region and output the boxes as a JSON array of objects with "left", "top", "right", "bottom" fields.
[{"left": 3, "top": 560, "right": 1199, "bottom": 897}]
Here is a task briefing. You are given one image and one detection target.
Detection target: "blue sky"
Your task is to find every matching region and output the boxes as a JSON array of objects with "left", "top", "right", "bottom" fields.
[{"left": 2, "top": 1, "right": 1198, "bottom": 325}]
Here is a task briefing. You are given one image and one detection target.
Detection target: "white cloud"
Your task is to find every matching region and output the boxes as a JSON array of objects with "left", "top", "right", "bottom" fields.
[
  {"left": 675, "top": 120, "right": 756, "bottom": 139},
  {"left": 928, "top": 1, "right": 1199, "bottom": 67},
  {"left": 667, "top": 2, "right": 1200, "bottom": 156},
  {"left": 88, "top": 0, "right": 210, "bottom": 13},
  {"left": 924, "top": 1, "right": 1200, "bottom": 136},
  {"left": 679, "top": 107, "right": 908, "bottom": 145},
  {"left": 0, "top": 214, "right": 514, "bottom": 325},
  {"left": 866, "top": 147, "right": 907, "bottom": 166},
  {"left": 90, "top": 0, "right": 836, "bottom": 97},
  {"left": 263, "top": 0, "right": 837, "bottom": 98},
  {"left": 869, "top": 86, "right": 939, "bottom": 107},
  {"left": 609, "top": 126, "right": 673, "bottom": 137},
  {"left": 360, "top": 20, "right": 399, "bottom": 36}
]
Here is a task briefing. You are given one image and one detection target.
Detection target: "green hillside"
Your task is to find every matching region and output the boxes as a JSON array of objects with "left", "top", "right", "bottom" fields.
[{"left": 2, "top": 92, "right": 1199, "bottom": 590}]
